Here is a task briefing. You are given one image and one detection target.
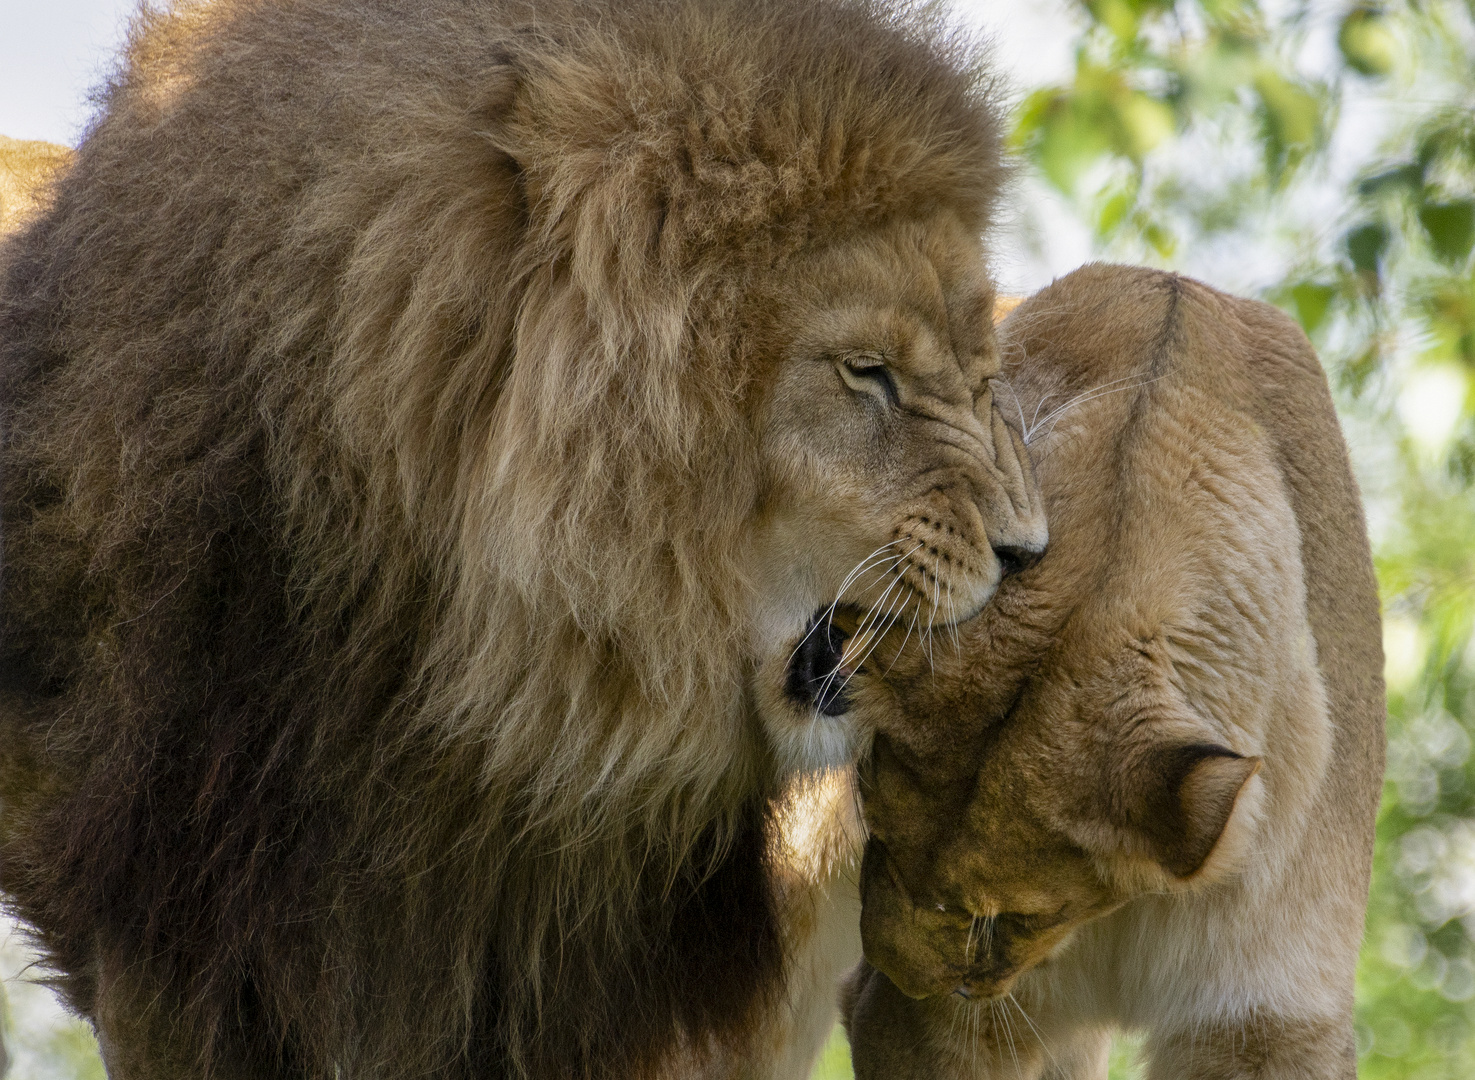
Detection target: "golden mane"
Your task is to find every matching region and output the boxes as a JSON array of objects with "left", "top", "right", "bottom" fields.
[{"left": 0, "top": 1, "right": 1008, "bottom": 1076}]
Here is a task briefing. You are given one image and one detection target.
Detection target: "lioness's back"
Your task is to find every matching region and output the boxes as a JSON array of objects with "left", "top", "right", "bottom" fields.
[{"left": 1022, "top": 265, "right": 1385, "bottom": 808}]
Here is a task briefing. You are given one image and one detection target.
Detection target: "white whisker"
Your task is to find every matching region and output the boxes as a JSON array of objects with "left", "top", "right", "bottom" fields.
[
  {"left": 1008, "top": 992, "right": 1054, "bottom": 1069},
  {"left": 788, "top": 543, "right": 901, "bottom": 664},
  {"left": 880, "top": 608, "right": 921, "bottom": 678},
  {"left": 811, "top": 546, "right": 919, "bottom": 709}
]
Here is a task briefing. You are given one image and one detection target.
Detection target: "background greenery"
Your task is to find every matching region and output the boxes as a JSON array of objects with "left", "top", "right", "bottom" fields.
[{"left": 1, "top": 1, "right": 1471, "bottom": 1077}]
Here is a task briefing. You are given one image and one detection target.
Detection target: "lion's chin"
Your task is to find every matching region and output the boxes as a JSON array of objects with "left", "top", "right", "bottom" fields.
[
  {"left": 752, "top": 608, "right": 867, "bottom": 775},
  {"left": 765, "top": 709, "right": 863, "bottom": 775}
]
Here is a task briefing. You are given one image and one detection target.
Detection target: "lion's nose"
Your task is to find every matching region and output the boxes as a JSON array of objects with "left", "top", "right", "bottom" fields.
[{"left": 993, "top": 543, "right": 1044, "bottom": 577}]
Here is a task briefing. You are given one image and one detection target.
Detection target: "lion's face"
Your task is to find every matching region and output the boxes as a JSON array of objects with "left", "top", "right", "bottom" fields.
[{"left": 745, "top": 215, "right": 1045, "bottom": 772}]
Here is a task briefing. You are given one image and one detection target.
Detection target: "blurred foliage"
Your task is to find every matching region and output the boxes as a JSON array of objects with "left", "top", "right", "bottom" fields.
[
  {"left": 0, "top": 925, "right": 104, "bottom": 1080},
  {"left": 810, "top": 1025, "right": 855, "bottom": 1079}
]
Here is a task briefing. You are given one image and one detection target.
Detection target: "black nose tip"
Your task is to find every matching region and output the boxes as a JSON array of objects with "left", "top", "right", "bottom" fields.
[
  {"left": 993, "top": 544, "right": 1044, "bottom": 577},
  {"left": 785, "top": 614, "right": 852, "bottom": 716}
]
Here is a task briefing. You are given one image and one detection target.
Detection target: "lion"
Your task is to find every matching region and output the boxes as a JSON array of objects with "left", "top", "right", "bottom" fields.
[
  {"left": 807, "top": 265, "right": 1385, "bottom": 1077},
  {"left": 0, "top": 1, "right": 1047, "bottom": 1078}
]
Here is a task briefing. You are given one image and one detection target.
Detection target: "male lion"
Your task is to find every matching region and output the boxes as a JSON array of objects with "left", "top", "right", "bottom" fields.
[
  {"left": 823, "top": 266, "right": 1385, "bottom": 1078},
  {"left": 0, "top": 1, "right": 1045, "bottom": 1078}
]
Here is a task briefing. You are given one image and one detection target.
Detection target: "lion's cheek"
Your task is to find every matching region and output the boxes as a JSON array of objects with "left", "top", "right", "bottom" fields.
[{"left": 752, "top": 645, "right": 864, "bottom": 774}]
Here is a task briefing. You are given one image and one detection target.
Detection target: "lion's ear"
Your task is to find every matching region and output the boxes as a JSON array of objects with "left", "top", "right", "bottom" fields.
[{"left": 1119, "top": 743, "right": 1262, "bottom": 879}]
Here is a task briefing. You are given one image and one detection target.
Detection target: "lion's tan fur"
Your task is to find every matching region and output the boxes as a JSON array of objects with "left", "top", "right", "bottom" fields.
[
  {"left": 0, "top": 2, "right": 1039, "bottom": 1077},
  {"left": 838, "top": 266, "right": 1385, "bottom": 1078}
]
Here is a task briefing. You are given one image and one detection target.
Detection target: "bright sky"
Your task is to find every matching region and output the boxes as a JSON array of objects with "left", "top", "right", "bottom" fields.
[
  {"left": 0, "top": 0, "right": 140, "bottom": 143},
  {"left": 0, "top": 0, "right": 1079, "bottom": 144}
]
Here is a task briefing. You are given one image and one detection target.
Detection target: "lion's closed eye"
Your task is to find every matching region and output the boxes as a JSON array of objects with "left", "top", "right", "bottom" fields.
[{"left": 837, "top": 354, "right": 899, "bottom": 405}]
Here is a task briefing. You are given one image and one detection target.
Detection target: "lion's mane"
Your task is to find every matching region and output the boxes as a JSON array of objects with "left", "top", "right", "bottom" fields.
[{"left": 0, "top": 1, "right": 1003, "bottom": 1076}]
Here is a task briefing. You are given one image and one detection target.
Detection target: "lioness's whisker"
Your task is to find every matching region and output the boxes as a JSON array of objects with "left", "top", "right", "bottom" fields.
[
  {"left": 1007, "top": 992, "right": 1055, "bottom": 1069},
  {"left": 998, "top": 992, "right": 1023, "bottom": 1078},
  {"left": 987, "top": 1000, "right": 1002, "bottom": 1067}
]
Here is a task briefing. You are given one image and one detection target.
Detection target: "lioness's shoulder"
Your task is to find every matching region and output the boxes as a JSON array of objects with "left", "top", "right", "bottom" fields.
[{"left": 1004, "top": 263, "right": 1323, "bottom": 401}]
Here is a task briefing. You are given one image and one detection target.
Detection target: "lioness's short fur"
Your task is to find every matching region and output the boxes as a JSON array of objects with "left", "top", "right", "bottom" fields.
[
  {"left": 835, "top": 266, "right": 1385, "bottom": 1077},
  {"left": 0, "top": 2, "right": 1049, "bottom": 1078},
  {"left": 0, "top": 137, "right": 71, "bottom": 234}
]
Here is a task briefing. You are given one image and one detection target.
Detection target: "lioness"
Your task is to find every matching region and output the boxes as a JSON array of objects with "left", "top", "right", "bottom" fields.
[
  {"left": 0, "top": 2, "right": 1043, "bottom": 1077},
  {"left": 827, "top": 265, "right": 1385, "bottom": 1077}
]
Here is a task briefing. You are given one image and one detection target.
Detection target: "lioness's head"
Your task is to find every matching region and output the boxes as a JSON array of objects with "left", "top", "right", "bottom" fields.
[{"left": 812, "top": 267, "right": 1332, "bottom": 1006}]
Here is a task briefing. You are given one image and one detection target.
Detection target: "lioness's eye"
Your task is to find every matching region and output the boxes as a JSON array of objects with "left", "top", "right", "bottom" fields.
[{"left": 837, "top": 356, "right": 898, "bottom": 405}]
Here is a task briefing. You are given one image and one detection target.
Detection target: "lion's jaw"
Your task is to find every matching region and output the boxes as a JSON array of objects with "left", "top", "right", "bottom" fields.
[{"left": 743, "top": 217, "right": 1046, "bottom": 775}]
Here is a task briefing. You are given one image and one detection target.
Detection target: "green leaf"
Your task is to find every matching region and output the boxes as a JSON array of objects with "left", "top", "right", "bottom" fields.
[
  {"left": 1097, "top": 187, "right": 1135, "bottom": 236},
  {"left": 1347, "top": 221, "right": 1392, "bottom": 276},
  {"left": 1116, "top": 92, "right": 1176, "bottom": 158},
  {"left": 1083, "top": 0, "right": 1142, "bottom": 43},
  {"left": 1287, "top": 282, "right": 1339, "bottom": 335},
  {"left": 1339, "top": 7, "right": 1398, "bottom": 77},
  {"left": 1358, "top": 163, "right": 1425, "bottom": 199},
  {"left": 1253, "top": 69, "right": 1324, "bottom": 176},
  {"left": 1418, "top": 201, "right": 1475, "bottom": 264},
  {"left": 1142, "top": 220, "right": 1176, "bottom": 257}
]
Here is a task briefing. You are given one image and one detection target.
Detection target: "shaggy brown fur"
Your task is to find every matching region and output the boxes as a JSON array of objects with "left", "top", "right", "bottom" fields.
[
  {"left": 0, "top": 2, "right": 1037, "bottom": 1078},
  {"left": 828, "top": 266, "right": 1385, "bottom": 1077}
]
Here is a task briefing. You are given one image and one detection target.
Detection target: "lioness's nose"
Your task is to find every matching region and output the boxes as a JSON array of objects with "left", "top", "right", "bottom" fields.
[{"left": 993, "top": 543, "right": 1044, "bottom": 577}]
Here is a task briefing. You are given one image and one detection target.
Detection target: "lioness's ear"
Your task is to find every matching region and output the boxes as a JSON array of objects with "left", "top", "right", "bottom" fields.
[{"left": 1125, "top": 743, "right": 1262, "bottom": 879}]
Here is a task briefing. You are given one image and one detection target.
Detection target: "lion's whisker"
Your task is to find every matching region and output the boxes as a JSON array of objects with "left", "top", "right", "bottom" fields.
[
  {"left": 880, "top": 608, "right": 921, "bottom": 679},
  {"left": 832, "top": 582, "right": 911, "bottom": 697},
  {"left": 1023, "top": 370, "right": 1146, "bottom": 441},
  {"left": 996, "top": 376, "right": 1030, "bottom": 443},
  {"left": 842, "top": 547, "right": 918, "bottom": 654},
  {"left": 811, "top": 547, "right": 918, "bottom": 710},
  {"left": 944, "top": 580, "right": 960, "bottom": 654},
  {"left": 924, "top": 575, "right": 940, "bottom": 674},
  {"left": 1027, "top": 370, "right": 1171, "bottom": 446},
  {"left": 1028, "top": 390, "right": 1057, "bottom": 439},
  {"left": 788, "top": 542, "right": 900, "bottom": 665}
]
